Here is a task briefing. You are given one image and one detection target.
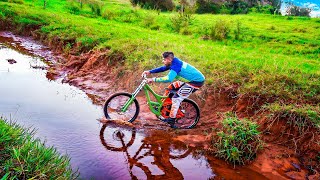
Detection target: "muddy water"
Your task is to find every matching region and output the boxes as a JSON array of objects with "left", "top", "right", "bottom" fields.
[{"left": 0, "top": 32, "right": 219, "bottom": 179}]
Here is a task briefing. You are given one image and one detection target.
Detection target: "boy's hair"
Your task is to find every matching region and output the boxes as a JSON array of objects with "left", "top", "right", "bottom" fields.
[{"left": 162, "top": 52, "right": 174, "bottom": 59}]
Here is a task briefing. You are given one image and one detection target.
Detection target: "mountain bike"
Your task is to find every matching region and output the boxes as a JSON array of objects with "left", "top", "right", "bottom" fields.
[{"left": 103, "top": 75, "right": 200, "bottom": 129}]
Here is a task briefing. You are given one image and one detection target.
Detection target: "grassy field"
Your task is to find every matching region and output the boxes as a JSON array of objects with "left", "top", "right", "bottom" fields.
[
  {"left": 0, "top": 118, "right": 77, "bottom": 179},
  {"left": 0, "top": 0, "right": 319, "bottom": 102}
]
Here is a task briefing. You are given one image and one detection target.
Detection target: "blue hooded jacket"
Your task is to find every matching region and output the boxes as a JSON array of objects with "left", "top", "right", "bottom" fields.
[{"left": 149, "top": 57, "right": 205, "bottom": 85}]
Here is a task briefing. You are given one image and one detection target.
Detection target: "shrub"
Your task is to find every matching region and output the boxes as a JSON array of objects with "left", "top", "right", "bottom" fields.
[
  {"left": 213, "top": 113, "right": 263, "bottom": 165},
  {"left": 87, "top": 0, "right": 104, "bottom": 16},
  {"left": 65, "top": 0, "right": 81, "bottom": 14},
  {"left": 195, "top": 0, "right": 220, "bottom": 14},
  {"left": 225, "top": 0, "right": 249, "bottom": 14},
  {"left": 130, "top": 0, "right": 174, "bottom": 11},
  {"left": 249, "top": 4, "right": 274, "bottom": 14},
  {"left": 102, "top": 9, "right": 116, "bottom": 20},
  {"left": 210, "top": 19, "right": 230, "bottom": 41},
  {"left": 219, "top": 4, "right": 231, "bottom": 14},
  {"left": 170, "top": 11, "right": 194, "bottom": 33},
  {"left": 8, "top": 0, "right": 24, "bottom": 4},
  {"left": 142, "top": 15, "right": 156, "bottom": 27}
]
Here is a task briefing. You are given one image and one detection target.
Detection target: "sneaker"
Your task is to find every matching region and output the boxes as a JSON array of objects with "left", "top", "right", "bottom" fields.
[{"left": 162, "top": 118, "right": 177, "bottom": 129}]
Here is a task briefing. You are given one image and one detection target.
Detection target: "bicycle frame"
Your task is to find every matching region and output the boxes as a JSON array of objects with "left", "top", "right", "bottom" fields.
[{"left": 121, "top": 77, "right": 167, "bottom": 116}]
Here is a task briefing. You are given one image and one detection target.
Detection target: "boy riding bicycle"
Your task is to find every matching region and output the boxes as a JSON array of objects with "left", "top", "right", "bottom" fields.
[{"left": 142, "top": 52, "right": 205, "bottom": 128}]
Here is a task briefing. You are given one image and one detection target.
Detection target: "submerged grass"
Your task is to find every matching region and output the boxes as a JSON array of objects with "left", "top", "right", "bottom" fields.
[{"left": 0, "top": 118, "right": 78, "bottom": 179}]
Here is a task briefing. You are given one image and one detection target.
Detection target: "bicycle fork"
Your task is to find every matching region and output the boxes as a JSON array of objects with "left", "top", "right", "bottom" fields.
[{"left": 121, "top": 79, "right": 147, "bottom": 112}]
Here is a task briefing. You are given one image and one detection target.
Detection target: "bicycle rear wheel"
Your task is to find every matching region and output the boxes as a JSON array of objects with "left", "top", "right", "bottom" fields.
[
  {"left": 103, "top": 92, "right": 140, "bottom": 123},
  {"left": 174, "top": 99, "right": 200, "bottom": 129}
]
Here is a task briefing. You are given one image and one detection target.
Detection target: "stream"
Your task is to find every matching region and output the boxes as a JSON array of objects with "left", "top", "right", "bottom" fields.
[{"left": 0, "top": 32, "right": 271, "bottom": 180}]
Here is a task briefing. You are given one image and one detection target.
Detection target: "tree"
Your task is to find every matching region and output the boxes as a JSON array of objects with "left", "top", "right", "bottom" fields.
[
  {"left": 130, "top": 0, "right": 174, "bottom": 11},
  {"left": 284, "top": 1, "right": 311, "bottom": 17},
  {"left": 270, "top": 0, "right": 282, "bottom": 15}
]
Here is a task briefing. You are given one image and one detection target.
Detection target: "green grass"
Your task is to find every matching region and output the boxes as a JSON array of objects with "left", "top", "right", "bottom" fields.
[
  {"left": 212, "top": 112, "right": 263, "bottom": 165},
  {"left": 0, "top": 0, "right": 319, "bottom": 104},
  {"left": 265, "top": 103, "right": 320, "bottom": 131},
  {"left": 0, "top": 118, "right": 78, "bottom": 179}
]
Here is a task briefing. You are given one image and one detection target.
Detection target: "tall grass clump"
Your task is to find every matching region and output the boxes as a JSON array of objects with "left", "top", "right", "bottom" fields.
[
  {"left": 0, "top": 118, "right": 78, "bottom": 179},
  {"left": 65, "top": 0, "right": 81, "bottom": 14},
  {"left": 170, "top": 10, "right": 194, "bottom": 34},
  {"left": 210, "top": 19, "right": 230, "bottom": 41},
  {"left": 213, "top": 113, "right": 263, "bottom": 165}
]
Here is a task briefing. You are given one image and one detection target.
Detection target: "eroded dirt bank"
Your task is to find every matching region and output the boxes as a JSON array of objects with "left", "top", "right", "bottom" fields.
[{"left": 1, "top": 30, "right": 319, "bottom": 179}]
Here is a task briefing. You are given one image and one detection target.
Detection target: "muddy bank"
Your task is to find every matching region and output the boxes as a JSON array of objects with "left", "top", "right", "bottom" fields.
[{"left": 1, "top": 29, "right": 319, "bottom": 179}]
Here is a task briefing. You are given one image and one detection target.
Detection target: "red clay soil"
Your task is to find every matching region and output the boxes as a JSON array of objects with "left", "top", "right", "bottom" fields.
[{"left": 1, "top": 31, "right": 319, "bottom": 179}]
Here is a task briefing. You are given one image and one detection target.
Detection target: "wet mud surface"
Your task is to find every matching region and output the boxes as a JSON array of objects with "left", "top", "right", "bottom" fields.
[{"left": 1, "top": 31, "right": 319, "bottom": 179}]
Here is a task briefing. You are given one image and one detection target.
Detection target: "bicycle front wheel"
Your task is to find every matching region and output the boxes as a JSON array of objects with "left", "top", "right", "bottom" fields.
[
  {"left": 103, "top": 92, "right": 140, "bottom": 123},
  {"left": 175, "top": 98, "right": 200, "bottom": 129}
]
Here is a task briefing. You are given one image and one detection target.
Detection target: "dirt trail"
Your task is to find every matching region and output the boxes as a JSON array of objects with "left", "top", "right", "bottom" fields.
[{"left": 1, "top": 31, "right": 319, "bottom": 179}]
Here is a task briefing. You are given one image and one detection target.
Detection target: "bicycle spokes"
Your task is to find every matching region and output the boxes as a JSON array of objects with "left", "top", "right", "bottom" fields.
[
  {"left": 174, "top": 101, "right": 199, "bottom": 129},
  {"left": 106, "top": 94, "right": 138, "bottom": 121}
]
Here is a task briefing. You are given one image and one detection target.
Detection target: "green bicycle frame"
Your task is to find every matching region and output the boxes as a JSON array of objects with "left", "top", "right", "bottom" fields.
[{"left": 121, "top": 78, "right": 168, "bottom": 116}]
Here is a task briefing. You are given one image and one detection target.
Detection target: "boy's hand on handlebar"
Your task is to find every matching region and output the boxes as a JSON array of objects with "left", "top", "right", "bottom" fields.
[
  {"left": 141, "top": 71, "right": 151, "bottom": 77},
  {"left": 146, "top": 78, "right": 154, "bottom": 83}
]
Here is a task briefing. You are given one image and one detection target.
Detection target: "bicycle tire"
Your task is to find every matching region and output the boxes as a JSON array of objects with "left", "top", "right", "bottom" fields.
[
  {"left": 169, "top": 141, "right": 192, "bottom": 159},
  {"left": 103, "top": 92, "right": 140, "bottom": 123},
  {"left": 175, "top": 98, "right": 200, "bottom": 129},
  {"left": 99, "top": 123, "right": 136, "bottom": 152}
]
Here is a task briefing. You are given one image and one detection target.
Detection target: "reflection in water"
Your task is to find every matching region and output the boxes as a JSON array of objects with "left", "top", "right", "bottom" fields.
[{"left": 100, "top": 121, "right": 214, "bottom": 179}]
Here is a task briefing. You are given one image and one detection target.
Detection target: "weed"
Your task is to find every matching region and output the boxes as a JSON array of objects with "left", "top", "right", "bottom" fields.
[
  {"left": 265, "top": 103, "right": 320, "bottom": 132},
  {"left": 0, "top": 118, "right": 78, "bottom": 179},
  {"left": 8, "top": 0, "right": 24, "bottom": 4},
  {"left": 234, "top": 21, "right": 242, "bottom": 40},
  {"left": 210, "top": 20, "right": 230, "bottom": 41},
  {"left": 212, "top": 112, "right": 263, "bottom": 165},
  {"left": 170, "top": 11, "right": 194, "bottom": 33},
  {"left": 65, "top": 0, "right": 81, "bottom": 14}
]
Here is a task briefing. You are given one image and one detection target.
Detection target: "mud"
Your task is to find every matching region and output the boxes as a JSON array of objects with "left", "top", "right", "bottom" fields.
[{"left": 1, "top": 30, "right": 319, "bottom": 179}]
